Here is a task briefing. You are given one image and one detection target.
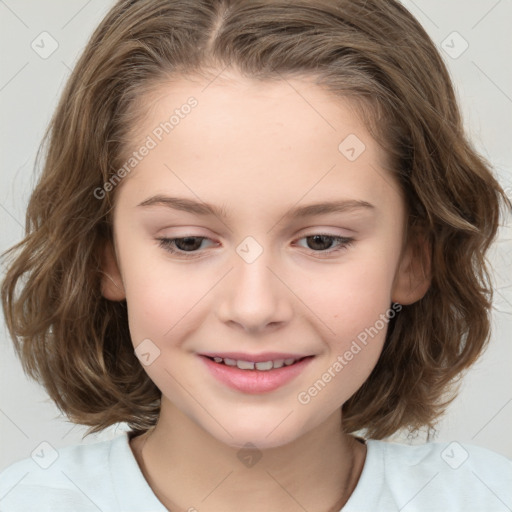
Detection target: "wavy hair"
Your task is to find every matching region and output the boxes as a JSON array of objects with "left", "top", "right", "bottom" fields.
[{"left": 2, "top": 0, "right": 510, "bottom": 438}]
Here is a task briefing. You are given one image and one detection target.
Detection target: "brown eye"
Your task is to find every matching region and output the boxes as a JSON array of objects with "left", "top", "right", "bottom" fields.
[
  {"left": 157, "top": 236, "right": 214, "bottom": 258},
  {"left": 172, "top": 237, "right": 204, "bottom": 251},
  {"left": 305, "top": 235, "right": 337, "bottom": 251},
  {"left": 295, "top": 234, "right": 354, "bottom": 257}
]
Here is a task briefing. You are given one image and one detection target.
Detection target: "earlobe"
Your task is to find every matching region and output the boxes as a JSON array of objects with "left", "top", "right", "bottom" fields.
[
  {"left": 391, "top": 231, "right": 431, "bottom": 305},
  {"left": 100, "top": 240, "right": 126, "bottom": 301}
]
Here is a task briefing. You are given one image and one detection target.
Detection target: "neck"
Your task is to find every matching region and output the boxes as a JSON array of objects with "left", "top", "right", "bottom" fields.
[{"left": 130, "top": 399, "right": 366, "bottom": 512}]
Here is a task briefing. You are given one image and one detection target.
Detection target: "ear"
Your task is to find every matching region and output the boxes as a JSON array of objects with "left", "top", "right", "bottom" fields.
[
  {"left": 100, "top": 240, "right": 126, "bottom": 301},
  {"left": 391, "top": 228, "right": 431, "bottom": 305}
]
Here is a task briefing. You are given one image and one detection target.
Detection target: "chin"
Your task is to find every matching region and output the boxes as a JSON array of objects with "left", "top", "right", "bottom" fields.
[
  {"left": 203, "top": 412, "right": 311, "bottom": 451},
  {"left": 219, "top": 429, "right": 301, "bottom": 451}
]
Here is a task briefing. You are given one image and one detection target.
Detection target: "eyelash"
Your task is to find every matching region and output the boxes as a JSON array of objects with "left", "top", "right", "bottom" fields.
[{"left": 156, "top": 234, "right": 354, "bottom": 259}]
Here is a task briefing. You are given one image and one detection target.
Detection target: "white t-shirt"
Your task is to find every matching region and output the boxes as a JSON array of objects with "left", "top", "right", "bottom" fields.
[{"left": 0, "top": 433, "right": 511, "bottom": 511}]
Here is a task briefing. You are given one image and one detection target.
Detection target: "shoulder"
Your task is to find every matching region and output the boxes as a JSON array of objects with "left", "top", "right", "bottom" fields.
[
  {"left": 0, "top": 435, "right": 121, "bottom": 512},
  {"left": 345, "top": 439, "right": 512, "bottom": 512},
  {"left": 375, "top": 437, "right": 512, "bottom": 470},
  {"left": 374, "top": 440, "right": 511, "bottom": 511}
]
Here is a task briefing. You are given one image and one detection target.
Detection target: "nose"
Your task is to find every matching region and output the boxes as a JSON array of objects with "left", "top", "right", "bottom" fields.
[{"left": 216, "top": 246, "right": 293, "bottom": 334}]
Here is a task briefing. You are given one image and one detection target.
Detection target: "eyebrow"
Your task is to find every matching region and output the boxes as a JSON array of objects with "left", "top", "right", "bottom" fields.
[{"left": 137, "top": 195, "right": 375, "bottom": 219}]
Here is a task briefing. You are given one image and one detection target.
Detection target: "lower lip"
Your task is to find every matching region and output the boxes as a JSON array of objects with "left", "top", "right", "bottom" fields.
[{"left": 200, "top": 356, "right": 314, "bottom": 394}]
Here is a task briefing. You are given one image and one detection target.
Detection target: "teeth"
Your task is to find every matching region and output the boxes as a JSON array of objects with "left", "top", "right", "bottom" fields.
[
  {"left": 210, "top": 356, "right": 299, "bottom": 370},
  {"left": 236, "top": 360, "right": 255, "bottom": 370},
  {"left": 255, "top": 361, "right": 273, "bottom": 371}
]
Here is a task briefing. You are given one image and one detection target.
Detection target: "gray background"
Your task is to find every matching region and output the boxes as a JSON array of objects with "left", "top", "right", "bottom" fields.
[{"left": 1, "top": 0, "right": 511, "bottom": 471}]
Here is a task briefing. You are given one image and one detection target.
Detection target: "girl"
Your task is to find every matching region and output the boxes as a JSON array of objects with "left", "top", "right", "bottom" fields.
[{"left": 1, "top": 0, "right": 511, "bottom": 510}]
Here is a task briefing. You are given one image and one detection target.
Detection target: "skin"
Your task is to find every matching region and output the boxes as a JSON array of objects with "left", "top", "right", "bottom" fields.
[{"left": 101, "top": 70, "right": 430, "bottom": 512}]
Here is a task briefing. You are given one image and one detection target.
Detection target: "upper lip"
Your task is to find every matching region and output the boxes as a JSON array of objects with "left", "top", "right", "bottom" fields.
[{"left": 199, "top": 352, "right": 312, "bottom": 362}]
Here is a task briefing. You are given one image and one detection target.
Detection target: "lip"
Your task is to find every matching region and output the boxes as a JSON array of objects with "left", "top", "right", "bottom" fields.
[
  {"left": 199, "top": 352, "right": 309, "bottom": 363},
  {"left": 199, "top": 354, "right": 314, "bottom": 394}
]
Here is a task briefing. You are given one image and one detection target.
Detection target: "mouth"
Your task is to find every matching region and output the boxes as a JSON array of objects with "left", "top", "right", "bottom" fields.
[
  {"left": 203, "top": 355, "right": 310, "bottom": 371},
  {"left": 199, "top": 353, "right": 315, "bottom": 394}
]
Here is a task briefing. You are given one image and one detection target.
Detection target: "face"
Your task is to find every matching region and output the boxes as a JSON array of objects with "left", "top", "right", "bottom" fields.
[{"left": 102, "top": 71, "right": 428, "bottom": 449}]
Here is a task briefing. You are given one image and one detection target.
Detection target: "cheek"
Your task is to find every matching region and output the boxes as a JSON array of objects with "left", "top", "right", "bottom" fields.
[
  {"left": 125, "top": 271, "right": 202, "bottom": 347},
  {"left": 304, "top": 249, "right": 398, "bottom": 338},
  {"left": 117, "top": 236, "right": 200, "bottom": 345},
  {"left": 294, "top": 251, "right": 398, "bottom": 405}
]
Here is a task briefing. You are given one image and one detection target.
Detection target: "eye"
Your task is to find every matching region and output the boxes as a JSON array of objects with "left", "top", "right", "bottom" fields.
[
  {"left": 157, "top": 234, "right": 354, "bottom": 259},
  {"left": 294, "top": 234, "right": 354, "bottom": 257},
  {"left": 157, "top": 236, "right": 216, "bottom": 259}
]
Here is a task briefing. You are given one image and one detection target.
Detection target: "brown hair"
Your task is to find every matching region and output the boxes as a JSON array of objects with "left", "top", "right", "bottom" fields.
[{"left": 2, "top": 0, "right": 510, "bottom": 439}]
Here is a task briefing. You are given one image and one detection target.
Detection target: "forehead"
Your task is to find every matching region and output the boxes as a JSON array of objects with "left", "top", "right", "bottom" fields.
[
  {"left": 141, "top": 72, "right": 368, "bottom": 142},
  {"left": 117, "top": 72, "right": 401, "bottom": 216}
]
